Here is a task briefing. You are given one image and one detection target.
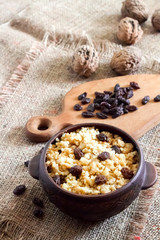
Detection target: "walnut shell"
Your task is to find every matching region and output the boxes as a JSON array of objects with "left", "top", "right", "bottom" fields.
[
  {"left": 121, "top": 0, "right": 148, "bottom": 24},
  {"left": 72, "top": 45, "right": 99, "bottom": 77},
  {"left": 152, "top": 9, "right": 160, "bottom": 31},
  {"left": 110, "top": 47, "right": 142, "bottom": 75},
  {"left": 117, "top": 17, "right": 143, "bottom": 45}
]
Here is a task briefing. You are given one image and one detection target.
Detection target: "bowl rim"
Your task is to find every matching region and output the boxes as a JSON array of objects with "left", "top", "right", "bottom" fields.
[{"left": 40, "top": 122, "right": 144, "bottom": 199}]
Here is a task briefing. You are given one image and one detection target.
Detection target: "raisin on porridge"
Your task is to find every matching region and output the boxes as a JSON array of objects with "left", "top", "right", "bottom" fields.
[{"left": 46, "top": 127, "right": 138, "bottom": 195}]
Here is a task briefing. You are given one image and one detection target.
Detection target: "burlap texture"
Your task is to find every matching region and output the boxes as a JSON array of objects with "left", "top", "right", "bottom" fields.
[{"left": 0, "top": 0, "right": 160, "bottom": 239}]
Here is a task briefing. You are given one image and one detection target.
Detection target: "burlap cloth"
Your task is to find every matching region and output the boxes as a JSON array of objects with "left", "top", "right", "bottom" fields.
[{"left": 0, "top": 0, "right": 160, "bottom": 239}]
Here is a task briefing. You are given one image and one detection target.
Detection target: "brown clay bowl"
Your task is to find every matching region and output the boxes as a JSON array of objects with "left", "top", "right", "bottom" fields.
[{"left": 29, "top": 123, "right": 157, "bottom": 221}]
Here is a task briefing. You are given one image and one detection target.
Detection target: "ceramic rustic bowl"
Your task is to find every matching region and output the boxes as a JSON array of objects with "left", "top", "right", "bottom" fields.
[{"left": 29, "top": 123, "right": 157, "bottom": 221}]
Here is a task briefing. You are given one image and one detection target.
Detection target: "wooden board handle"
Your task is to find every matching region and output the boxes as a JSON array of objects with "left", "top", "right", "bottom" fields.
[{"left": 25, "top": 113, "right": 72, "bottom": 142}]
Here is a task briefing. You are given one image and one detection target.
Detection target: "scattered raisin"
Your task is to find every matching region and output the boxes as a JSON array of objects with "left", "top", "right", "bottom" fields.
[
  {"left": 98, "top": 152, "right": 110, "bottom": 161},
  {"left": 24, "top": 161, "right": 29, "bottom": 167},
  {"left": 100, "top": 102, "right": 111, "bottom": 109},
  {"left": 95, "top": 92, "right": 105, "bottom": 99},
  {"left": 121, "top": 168, "right": 134, "bottom": 179},
  {"left": 126, "top": 105, "right": 138, "bottom": 112},
  {"left": 114, "top": 83, "right": 120, "bottom": 92},
  {"left": 13, "top": 185, "right": 26, "bottom": 195},
  {"left": 33, "top": 197, "right": 44, "bottom": 208},
  {"left": 97, "top": 133, "right": 108, "bottom": 142},
  {"left": 154, "top": 95, "right": 160, "bottom": 102},
  {"left": 82, "top": 112, "right": 94, "bottom": 118},
  {"left": 87, "top": 103, "right": 95, "bottom": 112},
  {"left": 74, "top": 104, "right": 82, "bottom": 111},
  {"left": 126, "top": 90, "right": 133, "bottom": 99},
  {"left": 123, "top": 106, "right": 129, "bottom": 114},
  {"left": 78, "top": 92, "right": 87, "bottom": 100},
  {"left": 118, "top": 96, "right": 130, "bottom": 105},
  {"left": 104, "top": 91, "right": 112, "bottom": 95},
  {"left": 33, "top": 209, "right": 44, "bottom": 218},
  {"left": 142, "top": 96, "right": 150, "bottom": 105},
  {"left": 96, "top": 112, "right": 108, "bottom": 119},
  {"left": 111, "top": 145, "right": 121, "bottom": 154},
  {"left": 93, "top": 98, "right": 103, "bottom": 104},
  {"left": 94, "top": 103, "right": 101, "bottom": 110},
  {"left": 101, "top": 107, "right": 109, "bottom": 114},
  {"left": 81, "top": 98, "right": 91, "bottom": 105},
  {"left": 95, "top": 175, "right": 107, "bottom": 185},
  {"left": 130, "top": 82, "right": 140, "bottom": 89},
  {"left": 69, "top": 165, "right": 82, "bottom": 178},
  {"left": 74, "top": 148, "right": 84, "bottom": 160}
]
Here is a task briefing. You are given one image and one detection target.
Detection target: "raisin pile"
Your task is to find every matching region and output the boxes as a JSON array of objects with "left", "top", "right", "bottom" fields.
[
  {"left": 74, "top": 82, "right": 139, "bottom": 119},
  {"left": 74, "top": 82, "right": 160, "bottom": 119}
]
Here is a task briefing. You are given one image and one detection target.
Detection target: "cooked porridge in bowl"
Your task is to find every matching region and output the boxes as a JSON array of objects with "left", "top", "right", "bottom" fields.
[{"left": 46, "top": 127, "right": 139, "bottom": 195}]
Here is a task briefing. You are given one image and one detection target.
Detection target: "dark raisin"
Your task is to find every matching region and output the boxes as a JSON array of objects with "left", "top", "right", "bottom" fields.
[
  {"left": 93, "top": 98, "right": 103, "bottom": 104},
  {"left": 123, "top": 106, "right": 129, "bottom": 114},
  {"left": 81, "top": 98, "right": 91, "bottom": 104},
  {"left": 82, "top": 112, "right": 94, "bottom": 118},
  {"left": 104, "top": 91, "right": 112, "bottom": 95},
  {"left": 118, "top": 96, "right": 130, "bottom": 105},
  {"left": 109, "top": 107, "right": 123, "bottom": 116},
  {"left": 74, "top": 148, "right": 84, "bottom": 160},
  {"left": 111, "top": 99, "right": 118, "bottom": 108},
  {"left": 69, "top": 165, "right": 82, "bottom": 178},
  {"left": 114, "top": 83, "right": 120, "bottom": 92},
  {"left": 126, "top": 105, "right": 138, "bottom": 112},
  {"left": 95, "top": 175, "right": 107, "bottom": 185},
  {"left": 111, "top": 145, "right": 121, "bottom": 154},
  {"left": 33, "top": 197, "right": 44, "bottom": 208},
  {"left": 95, "top": 92, "right": 105, "bottom": 99},
  {"left": 47, "top": 165, "right": 52, "bottom": 173},
  {"left": 13, "top": 185, "right": 26, "bottom": 195},
  {"left": 98, "top": 152, "right": 110, "bottom": 161},
  {"left": 87, "top": 103, "right": 95, "bottom": 112},
  {"left": 154, "top": 95, "right": 160, "bottom": 102},
  {"left": 107, "top": 98, "right": 116, "bottom": 104},
  {"left": 58, "top": 149, "right": 62, "bottom": 154},
  {"left": 24, "top": 161, "right": 29, "bottom": 167},
  {"left": 78, "top": 92, "right": 87, "bottom": 100},
  {"left": 96, "top": 112, "right": 108, "bottom": 119},
  {"left": 142, "top": 96, "right": 150, "bottom": 105},
  {"left": 74, "top": 104, "right": 82, "bottom": 111},
  {"left": 130, "top": 82, "right": 140, "bottom": 89},
  {"left": 121, "top": 168, "right": 134, "bottom": 179},
  {"left": 126, "top": 90, "right": 134, "bottom": 99},
  {"left": 94, "top": 103, "right": 101, "bottom": 110},
  {"left": 33, "top": 209, "right": 44, "bottom": 218},
  {"left": 101, "top": 107, "right": 109, "bottom": 114},
  {"left": 103, "top": 94, "right": 110, "bottom": 101},
  {"left": 100, "top": 102, "right": 111, "bottom": 109},
  {"left": 97, "top": 133, "right": 108, "bottom": 142},
  {"left": 112, "top": 112, "right": 122, "bottom": 118}
]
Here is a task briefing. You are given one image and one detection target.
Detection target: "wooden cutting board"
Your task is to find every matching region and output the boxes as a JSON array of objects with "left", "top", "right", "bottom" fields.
[{"left": 26, "top": 74, "right": 160, "bottom": 142}]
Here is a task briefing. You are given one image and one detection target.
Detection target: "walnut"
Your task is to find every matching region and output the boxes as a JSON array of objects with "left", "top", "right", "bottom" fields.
[
  {"left": 152, "top": 9, "right": 160, "bottom": 31},
  {"left": 110, "top": 47, "right": 142, "bottom": 75},
  {"left": 72, "top": 45, "right": 99, "bottom": 77},
  {"left": 117, "top": 17, "right": 143, "bottom": 45},
  {"left": 121, "top": 0, "right": 149, "bottom": 24}
]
